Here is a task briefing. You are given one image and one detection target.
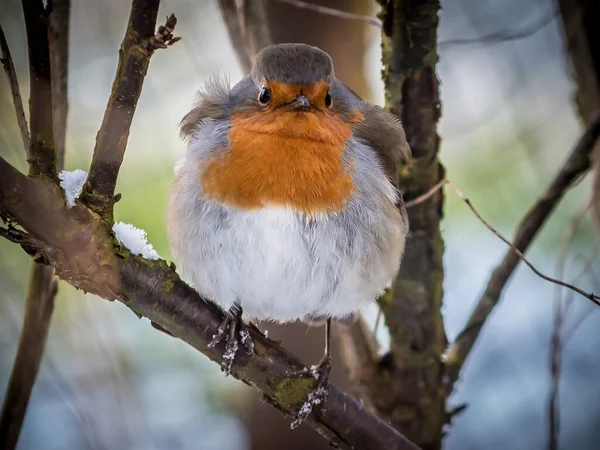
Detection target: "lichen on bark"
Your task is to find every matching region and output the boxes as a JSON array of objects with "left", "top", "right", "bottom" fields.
[{"left": 374, "top": 1, "right": 447, "bottom": 448}]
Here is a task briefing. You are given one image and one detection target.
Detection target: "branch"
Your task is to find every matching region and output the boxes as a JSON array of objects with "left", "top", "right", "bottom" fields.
[
  {"left": 240, "top": 0, "right": 271, "bottom": 57},
  {"left": 219, "top": 0, "right": 270, "bottom": 74},
  {"left": 0, "top": 4, "right": 70, "bottom": 448},
  {"left": 444, "top": 112, "right": 600, "bottom": 389},
  {"left": 0, "top": 265, "right": 57, "bottom": 450},
  {"left": 48, "top": 0, "right": 70, "bottom": 171},
  {"left": 0, "top": 157, "right": 421, "bottom": 450},
  {"left": 439, "top": 6, "right": 557, "bottom": 50},
  {"left": 84, "top": 3, "right": 179, "bottom": 220},
  {"left": 408, "top": 178, "right": 599, "bottom": 304},
  {"left": 272, "top": 0, "right": 381, "bottom": 27},
  {"left": 0, "top": 25, "right": 30, "bottom": 156},
  {"left": 374, "top": 0, "right": 447, "bottom": 446},
  {"left": 21, "top": 0, "right": 55, "bottom": 177},
  {"left": 218, "top": 0, "right": 253, "bottom": 73}
]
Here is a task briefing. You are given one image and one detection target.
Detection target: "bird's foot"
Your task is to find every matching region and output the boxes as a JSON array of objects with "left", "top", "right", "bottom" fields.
[
  {"left": 208, "top": 308, "right": 254, "bottom": 376},
  {"left": 286, "top": 355, "right": 332, "bottom": 429}
]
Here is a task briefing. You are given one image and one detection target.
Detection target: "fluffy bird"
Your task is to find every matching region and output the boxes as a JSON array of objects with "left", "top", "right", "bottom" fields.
[{"left": 167, "top": 43, "right": 410, "bottom": 425}]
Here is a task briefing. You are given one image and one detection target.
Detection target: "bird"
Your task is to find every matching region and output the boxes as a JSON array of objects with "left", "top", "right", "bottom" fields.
[{"left": 166, "top": 43, "right": 410, "bottom": 426}]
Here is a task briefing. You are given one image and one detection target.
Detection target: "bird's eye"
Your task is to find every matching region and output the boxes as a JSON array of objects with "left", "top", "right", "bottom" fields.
[
  {"left": 325, "top": 91, "right": 333, "bottom": 108},
  {"left": 258, "top": 87, "right": 271, "bottom": 105}
]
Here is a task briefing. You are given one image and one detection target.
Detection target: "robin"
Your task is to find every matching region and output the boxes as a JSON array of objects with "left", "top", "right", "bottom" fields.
[{"left": 167, "top": 43, "right": 410, "bottom": 426}]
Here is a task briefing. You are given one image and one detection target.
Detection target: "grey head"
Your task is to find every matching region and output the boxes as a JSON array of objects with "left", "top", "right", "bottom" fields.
[
  {"left": 180, "top": 43, "right": 410, "bottom": 180},
  {"left": 251, "top": 43, "right": 334, "bottom": 85}
]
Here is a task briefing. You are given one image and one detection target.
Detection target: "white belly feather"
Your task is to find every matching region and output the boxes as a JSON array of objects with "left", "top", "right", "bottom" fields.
[{"left": 167, "top": 125, "right": 407, "bottom": 323}]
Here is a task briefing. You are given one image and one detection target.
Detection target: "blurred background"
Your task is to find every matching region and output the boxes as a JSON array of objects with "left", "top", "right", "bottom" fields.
[{"left": 1, "top": 0, "right": 599, "bottom": 449}]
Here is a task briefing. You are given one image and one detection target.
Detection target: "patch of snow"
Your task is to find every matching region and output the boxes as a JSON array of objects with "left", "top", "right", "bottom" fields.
[
  {"left": 112, "top": 222, "right": 160, "bottom": 260},
  {"left": 58, "top": 169, "right": 87, "bottom": 208}
]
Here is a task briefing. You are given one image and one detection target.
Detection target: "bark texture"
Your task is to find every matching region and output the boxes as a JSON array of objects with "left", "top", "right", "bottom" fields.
[{"left": 374, "top": 1, "right": 447, "bottom": 448}]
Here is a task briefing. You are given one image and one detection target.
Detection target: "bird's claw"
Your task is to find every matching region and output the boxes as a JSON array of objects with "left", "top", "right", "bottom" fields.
[
  {"left": 287, "top": 356, "right": 332, "bottom": 429},
  {"left": 208, "top": 312, "right": 254, "bottom": 376}
]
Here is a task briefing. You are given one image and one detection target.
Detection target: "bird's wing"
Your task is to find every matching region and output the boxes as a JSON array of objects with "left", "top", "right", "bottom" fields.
[
  {"left": 337, "top": 81, "right": 411, "bottom": 183},
  {"left": 353, "top": 103, "right": 411, "bottom": 184},
  {"left": 179, "top": 75, "right": 231, "bottom": 140}
]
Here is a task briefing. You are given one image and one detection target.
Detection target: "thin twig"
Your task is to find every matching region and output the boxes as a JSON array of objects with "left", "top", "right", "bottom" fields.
[
  {"left": 0, "top": 25, "right": 30, "bottom": 156},
  {"left": 439, "top": 6, "right": 558, "bottom": 49},
  {"left": 547, "top": 205, "right": 587, "bottom": 450},
  {"left": 446, "top": 180, "right": 599, "bottom": 305},
  {"left": 272, "top": 0, "right": 381, "bottom": 27},
  {"left": 563, "top": 250, "right": 600, "bottom": 344},
  {"left": 84, "top": 4, "right": 178, "bottom": 220},
  {"left": 0, "top": 265, "right": 58, "bottom": 450},
  {"left": 443, "top": 112, "right": 600, "bottom": 389},
  {"left": 21, "top": 0, "right": 55, "bottom": 177},
  {"left": 405, "top": 178, "right": 447, "bottom": 208}
]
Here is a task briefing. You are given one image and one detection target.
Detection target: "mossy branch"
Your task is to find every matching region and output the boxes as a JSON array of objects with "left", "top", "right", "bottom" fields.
[
  {"left": 0, "top": 155, "right": 421, "bottom": 450},
  {"left": 373, "top": 1, "right": 447, "bottom": 448}
]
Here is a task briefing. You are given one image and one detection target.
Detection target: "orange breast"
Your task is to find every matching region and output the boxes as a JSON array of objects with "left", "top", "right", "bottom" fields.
[{"left": 200, "top": 109, "right": 358, "bottom": 215}]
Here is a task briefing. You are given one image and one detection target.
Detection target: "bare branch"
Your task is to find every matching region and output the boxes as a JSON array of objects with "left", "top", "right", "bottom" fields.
[
  {"left": 0, "top": 155, "right": 421, "bottom": 450},
  {"left": 444, "top": 112, "right": 600, "bottom": 389},
  {"left": 84, "top": 3, "right": 179, "bottom": 220},
  {"left": 375, "top": 0, "right": 447, "bottom": 446},
  {"left": 0, "top": 25, "right": 30, "bottom": 156},
  {"left": 219, "top": 0, "right": 253, "bottom": 73},
  {"left": 48, "top": 0, "right": 70, "bottom": 171},
  {"left": 0, "top": 4, "right": 70, "bottom": 448},
  {"left": 240, "top": 0, "right": 271, "bottom": 56},
  {"left": 546, "top": 204, "right": 587, "bottom": 450},
  {"left": 273, "top": 0, "right": 381, "bottom": 27},
  {"left": 0, "top": 265, "right": 57, "bottom": 450},
  {"left": 405, "top": 178, "right": 447, "bottom": 208},
  {"left": 447, "top": 180, "right": 599, "bottom": 305},
  {"left": 21, "top": 0, "right": 56, "bottom": 177},
  {"left": 439, "top": 6, "right": 557, "bottom": 50},
  {"left": 219, "top": 0, "right": 270, "bottom": 74}
]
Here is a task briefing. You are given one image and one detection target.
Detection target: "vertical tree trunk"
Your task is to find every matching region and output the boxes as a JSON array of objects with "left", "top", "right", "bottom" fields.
[
  {"left": 375, "top": 1, "right": 446, "bottom": 448},
  {"left": 558, "top": 0, "right": 600, "bottom": 232}
]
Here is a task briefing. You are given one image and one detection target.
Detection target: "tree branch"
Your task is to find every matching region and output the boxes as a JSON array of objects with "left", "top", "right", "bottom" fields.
[
  {"left": 48, "top": 0, "right": 70, "bottom": 171},
  {"left": 0, "top": 156, "right": 421, "bottom": 450},
  {"left": 239, "top": 0, "right": 271, "bottom": 57},
  {"left": 444, "top": 112, "right": 600, "bottom": 389},
  {"left": 21, "top": 0, "right": 55, "bottom": 177},
  {"left": 218, "top": 0, "right": 253, "bottom": 73},
  {"left": 83, "top": 2, "right": 178, "bottom": 220},
  {"left": 219, "top": 0, "right": 270, "bottom": 73},
  {"left": 374, "top": 1, "right": 447, "bottom": 447},
  {"left": 0, "top": 25, "right": 30, "bottom": 156},
  {"left": 0, "top": 4, "right": 70, "bottom": 448},
  {"left": 407, "top": 178, "right": 599, "bottom": 304},
  {"left": 0, "top": 265, "right": 57, "bottom": 450}
]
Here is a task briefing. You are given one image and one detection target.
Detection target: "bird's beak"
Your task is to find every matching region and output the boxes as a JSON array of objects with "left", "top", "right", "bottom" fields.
[{"left": 286, "top": 95, "right": 312, "bottom": 111}]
